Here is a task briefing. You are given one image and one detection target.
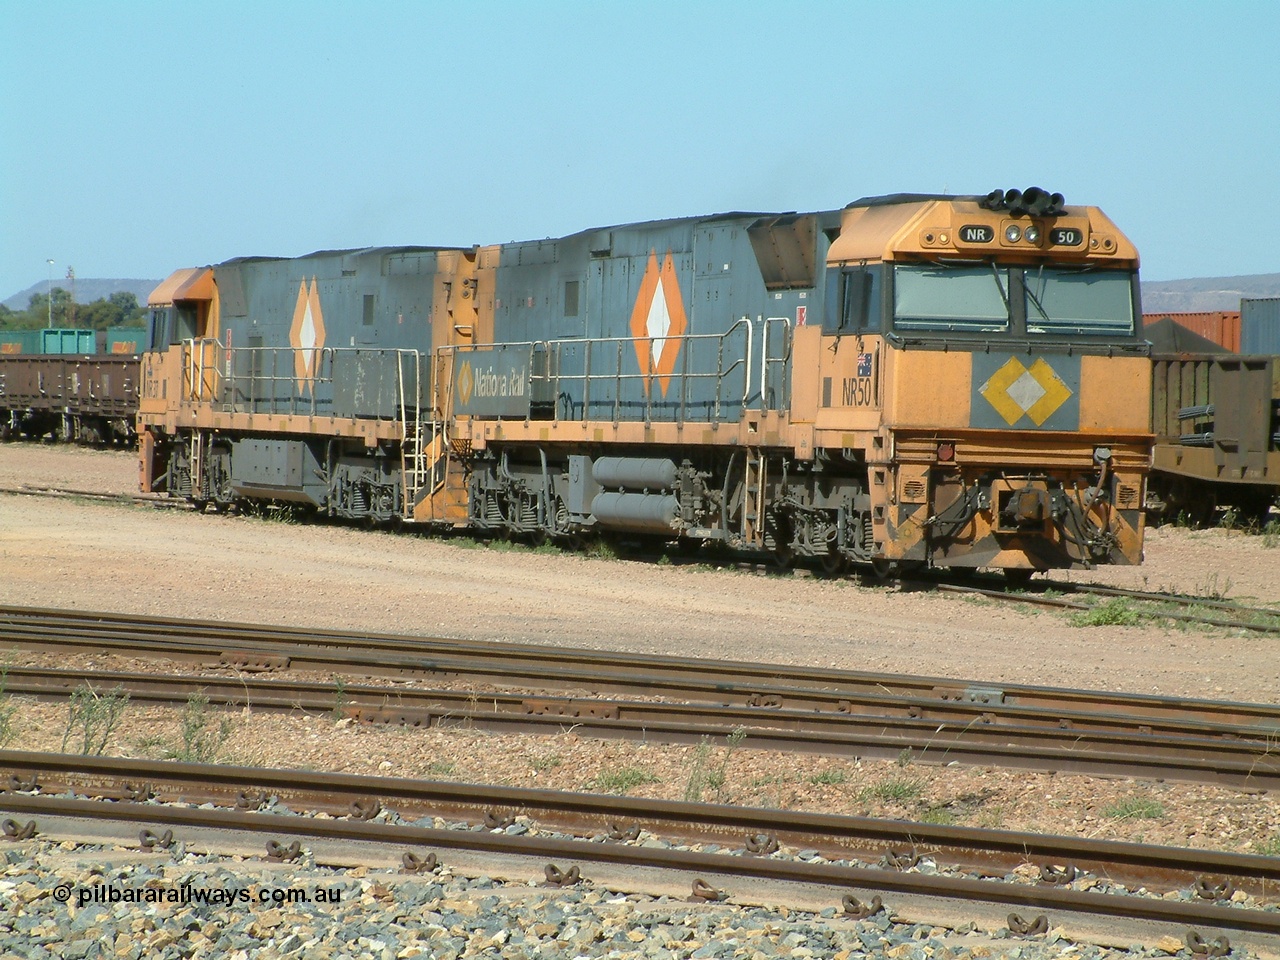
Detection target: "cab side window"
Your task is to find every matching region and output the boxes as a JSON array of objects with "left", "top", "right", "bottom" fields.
[{"left": 823, "top": 266, "right": 881, "bottom": 335}]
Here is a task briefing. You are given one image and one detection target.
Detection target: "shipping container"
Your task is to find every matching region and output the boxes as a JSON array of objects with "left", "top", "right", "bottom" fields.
[
  {"left": 40, "top": 328, "right": 96, "bottom": 354},
  {"left": 1241, "top": 298, "right": 1280, "bottom": 355},
  {"left": 1142, "top": 311, "right": 1240, "bottom": 352},
  {"left": 105, "top": 327, "right": 147, "bottom": 354},
  {"left": 0, "top": 330, "right": 41, "bottom": 355}
]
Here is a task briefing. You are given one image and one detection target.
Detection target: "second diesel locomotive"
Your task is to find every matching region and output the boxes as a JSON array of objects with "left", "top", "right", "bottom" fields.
[{"left": 138, "top": 189, "right": 1151, "bottom": 575}]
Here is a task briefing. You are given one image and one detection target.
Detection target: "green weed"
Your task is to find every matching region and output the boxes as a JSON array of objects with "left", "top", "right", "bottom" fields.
[
  {"left": 0, "top": 667, "right": 16, "bottom": 749},
  {"left": 1221, "top": 505, "right": 1240, "bottom": 533},
  {"left": 531, "top": 753, "right": 564, "bottom": 773},
  {"left": 919, "top": 806, "right": 957, "bottom": 826},
  {"left": 1103, "top": 797, "right": 1165, "bottom": 820},
  {"left": 683, "top": 737, "right": 712, "bottom": 802},
  {"left": 808, "top": 769, "right": 848, "bottom": 786},
  {"left": 132, "top": 733, "right": 168, "bottom": 757},
  {"left": 171, "top": 693, "right": 233, "bottom": 763},
  {"left": 586, "top": 538, "right": 619, "bottom": 561},
  {"left": 1262, "top": 520, "right": 1280, "bottom": 549},
  {"left": 331, "top": 675, "right": 348, "bottom": 721},
  {"left": 1257, "top": 834, "right": 1280, "bottom": 857},
  {"left": 1069, "top": 597, "right": 1145, "bottom": 627},
  {"left": 1195, "top": 572, "right": 1233, "bottom": 601},
  {"left": 426, "top": 761, "right": 456, "bottom": 778},
  {"left": 595, "top": 766, "right": 660, "bottom": 794},
  {"left": 241, "top": 501, "right": 302, "bottom": 524},
  {"left": 61, "top": 683, "right": 130, "bottom": 755},
  {"left": 871, "top": 777, "right": 924, "bottom": 803},
  {"left": 706, "top": 727, "right": 747, "bottom": 802}
]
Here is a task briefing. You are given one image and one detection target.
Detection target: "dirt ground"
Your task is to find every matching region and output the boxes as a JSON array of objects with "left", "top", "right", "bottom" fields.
[
  {"left": 0, "top": 443, "right": 1278, "bottom": 856},
  {"left": 1, "top": 444, "right": 1278, "bottom": 702}
]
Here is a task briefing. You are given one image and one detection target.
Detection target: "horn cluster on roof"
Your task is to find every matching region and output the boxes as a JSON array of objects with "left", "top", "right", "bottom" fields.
[{"left": 980, "top": 187, "right": 1065, "bottom": 217}]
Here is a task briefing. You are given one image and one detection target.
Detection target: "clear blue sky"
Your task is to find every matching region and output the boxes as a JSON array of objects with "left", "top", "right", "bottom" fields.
[{"left": 2, "top": 0, "right": 1277, "bottom": 301}]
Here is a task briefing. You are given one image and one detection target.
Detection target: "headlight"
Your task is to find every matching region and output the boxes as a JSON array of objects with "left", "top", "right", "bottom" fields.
[
  {"left": 1005, "top": 224, "right": 1022, "bottom": 242},
  {"left": 1024, "top": 225, "right": 1041, "bottom": 243}
]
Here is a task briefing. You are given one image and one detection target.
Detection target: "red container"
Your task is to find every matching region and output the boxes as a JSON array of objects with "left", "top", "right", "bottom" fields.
[{"left": 1142, "top": 311, "right": 1241, "bottom": 352}]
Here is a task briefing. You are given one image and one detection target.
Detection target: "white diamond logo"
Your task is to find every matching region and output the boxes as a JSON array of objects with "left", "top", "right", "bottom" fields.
[
  {"left": 645, "top": 276, "right": 671, "bottom": 366},
  {"left": 299, "top": 300, "right": 317, "bottom": 352},
  {"left": 1005, "top": 368, "right": 1047, "bottom": 414}
]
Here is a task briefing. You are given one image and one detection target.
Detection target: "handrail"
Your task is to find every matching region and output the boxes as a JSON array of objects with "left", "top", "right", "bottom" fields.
[
  {"left": 181, "top": 316, "right": 789, "bottom": 428},
  {"left": 178, "top": 338, "right": 423, "bottom": 422},
  {"left": 437, "top": 316, "right": 785, "bottom": 423}
]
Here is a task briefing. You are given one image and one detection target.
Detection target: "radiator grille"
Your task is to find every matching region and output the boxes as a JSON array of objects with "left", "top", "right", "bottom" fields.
[{"left": 903, "top": 480, "right": 927, "bottom": 502}]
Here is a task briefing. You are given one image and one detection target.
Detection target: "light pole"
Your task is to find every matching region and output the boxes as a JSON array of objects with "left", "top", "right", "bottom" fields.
[{"left": 46, "top": 259, "right": 54, "bottom": 328}]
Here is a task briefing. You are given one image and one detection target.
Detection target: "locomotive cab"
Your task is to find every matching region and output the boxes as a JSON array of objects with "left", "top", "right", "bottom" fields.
[{"left": 794, "top": 190, "right": 1149, "bottom": 573}]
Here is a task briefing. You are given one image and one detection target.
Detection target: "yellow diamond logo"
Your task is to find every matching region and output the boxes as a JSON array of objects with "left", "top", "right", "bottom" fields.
[
  {"left": 456, "top": 361, "right": 474, "bottom": 407},
  {"left": 979, "top": 357, "right": 1072, "bottom": 426}
]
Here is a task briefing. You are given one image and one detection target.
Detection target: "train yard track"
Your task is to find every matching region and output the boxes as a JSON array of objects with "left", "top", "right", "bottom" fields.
[
  {"left": 932, "top": 579, "right": 1280, "bottom": 634},
  {"left": 2, "top": 607, "right": 1279, "bottom": 790},
  {"left": 2, "top": 752, "right": 1277, "bottom": 951},
  {"left": 2, "top": 662, "right": 1279, "bottom": 790},
  {"left": 0, "top": 483, "right": 186, "bottom": 509}
]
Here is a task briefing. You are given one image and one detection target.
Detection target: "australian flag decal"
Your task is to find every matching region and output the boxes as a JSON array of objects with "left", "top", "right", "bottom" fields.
[{"left": 857, "top": 353, "right": 872, "bottom": 377}]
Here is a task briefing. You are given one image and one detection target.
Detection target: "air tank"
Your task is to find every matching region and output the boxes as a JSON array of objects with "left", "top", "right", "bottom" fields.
[
  {"left": 590, "top": 492, "right": 680, "bottom": 533},
  {"left": 591, "top": 457, "right": 678, "bottom": 491}
]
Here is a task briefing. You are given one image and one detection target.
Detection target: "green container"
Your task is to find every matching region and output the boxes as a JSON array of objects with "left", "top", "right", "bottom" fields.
[
  {"left": 106, "top": 327, "right": 147, "bottom": 354},
  {"left": 40, "top": 328, "right": 96, "bottom": 354},
  {"left": 0, "top": 329, "right": 41, "bottom": 354}
]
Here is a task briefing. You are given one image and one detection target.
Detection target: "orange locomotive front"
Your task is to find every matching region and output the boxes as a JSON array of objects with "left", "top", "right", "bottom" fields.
[{"left": 787, "top": 190, "right": 1149, "bottom": 575}]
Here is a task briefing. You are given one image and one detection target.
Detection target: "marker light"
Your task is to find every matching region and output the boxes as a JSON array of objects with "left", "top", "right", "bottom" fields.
[
  {"left": 1024, "top": 225, "right": 1041, "bottom": 243},
  {"left": 1005, "top": 224, "right": 1022, "bottom": 242}
]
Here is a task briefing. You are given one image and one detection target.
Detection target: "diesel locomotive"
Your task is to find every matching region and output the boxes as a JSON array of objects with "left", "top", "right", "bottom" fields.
[{"left": 137, "top": 189, "right": 1151, "bottom": 576}]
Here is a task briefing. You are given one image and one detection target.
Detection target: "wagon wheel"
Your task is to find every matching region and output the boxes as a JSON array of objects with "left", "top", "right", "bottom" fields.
[{"left": 771, "top": 543, "right": 795, "bottom": 572}]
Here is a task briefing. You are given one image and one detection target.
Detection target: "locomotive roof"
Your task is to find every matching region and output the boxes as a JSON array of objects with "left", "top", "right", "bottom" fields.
[
  {"left": 548, "top": 208, "right": 845, "bottom": 245},
  {"left": 218, "top": 245, "right": 468, "bottom": 267}
]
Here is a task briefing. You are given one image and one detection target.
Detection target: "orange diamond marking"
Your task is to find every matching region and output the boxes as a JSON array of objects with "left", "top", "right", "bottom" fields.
[
  {"left": 456, "top": 360, "right": 474, "bottom": 407},
  {"left": 289, "top": 278, "right": 326, "bottom": 392},
  {"left": 628, "top": 250, "right": 687, "bottom": 397}
]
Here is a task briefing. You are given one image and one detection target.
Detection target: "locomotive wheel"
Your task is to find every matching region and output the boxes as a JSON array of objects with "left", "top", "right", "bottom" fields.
[
  {"left": 868, "top": 558, "right": 896, "bottom": 580},
  {"left": 771, "top": 544, "right": 795, "bottom": 571},
  {"left": 819, "top": 551, "right": 847, "bottom": 577},
  {"left": 1003, "top": 568, "right": 1034, "bottom": 588}
]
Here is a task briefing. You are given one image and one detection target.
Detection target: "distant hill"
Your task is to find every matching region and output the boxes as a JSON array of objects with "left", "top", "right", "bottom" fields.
[
  {"left": 3, "top": 278, "right": 161, "bottom": 312},
  {"left": 1140, "top": 274, "right": 1280, "bottom": 313}
]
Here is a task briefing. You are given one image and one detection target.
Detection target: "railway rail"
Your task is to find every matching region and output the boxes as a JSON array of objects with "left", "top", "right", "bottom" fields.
[
  {"left": 932, "top": 580, "right": 1280, "bottom": 635},
  {"left": 4, "top": 605, "right": 1278, "bottom": 729},
  {"left": 3, "top": 608, "right": 1280, "bottom": 788},
  {"left": 1, "top": 753, "right": 1276, "bottom": 951},
  {"left": 0, "top": 483, "right": 186, "bottom": 509}
]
